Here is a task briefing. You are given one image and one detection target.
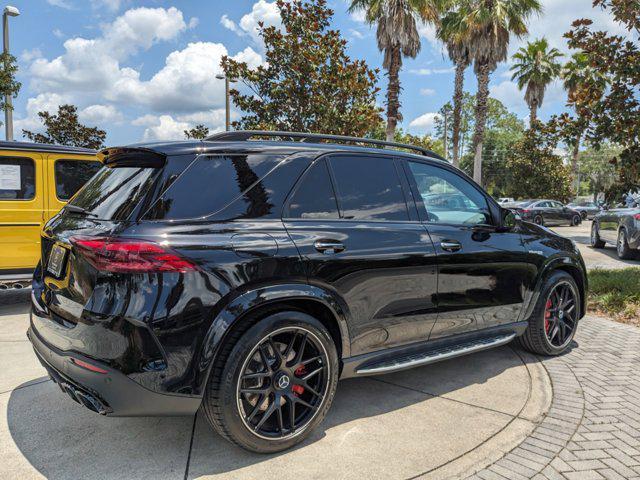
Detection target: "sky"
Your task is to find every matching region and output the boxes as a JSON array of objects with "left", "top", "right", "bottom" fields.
[{"left": 5, "top": 0, "right": 629, "bottom": 146}]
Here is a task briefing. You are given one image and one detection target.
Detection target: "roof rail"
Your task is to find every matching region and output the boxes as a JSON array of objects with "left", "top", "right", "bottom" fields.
[{"left": 205, "top": 130, "right": 446, "bottom": 160}]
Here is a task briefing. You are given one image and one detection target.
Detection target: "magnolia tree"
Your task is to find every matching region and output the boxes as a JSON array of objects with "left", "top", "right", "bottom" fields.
[{"left": 221, "top": 0, "right": 382, "bottom": 137}]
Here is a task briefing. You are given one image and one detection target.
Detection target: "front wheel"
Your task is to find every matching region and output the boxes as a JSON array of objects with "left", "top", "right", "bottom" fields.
[
  {"left": 617, "top": 229, "right": 636, "bottom": 260},
  {"left": 202, "top": 311, "right": 339, "bottom": 453},
  {"left": 517, "top": 271, "right": 580, "bottom": 356}
]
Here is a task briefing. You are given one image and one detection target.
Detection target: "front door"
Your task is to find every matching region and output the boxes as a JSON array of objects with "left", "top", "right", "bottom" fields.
[
  {"left": 0, "top": 151, "right": 45, "bottom": 272},
  {"left": 403, "top": 160, "right": 532, "bottom": 339},
  {"left": 283, "top": 154, "right": 438, "bottom": 357}
]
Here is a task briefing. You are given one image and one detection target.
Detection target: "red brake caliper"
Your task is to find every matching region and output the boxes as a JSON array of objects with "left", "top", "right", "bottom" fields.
[
  {"left": 544, "top": 299, "right": 552, "bottom": 333},
  {"left": 292, "top": 365, "right": 306, "bottom": 396}
]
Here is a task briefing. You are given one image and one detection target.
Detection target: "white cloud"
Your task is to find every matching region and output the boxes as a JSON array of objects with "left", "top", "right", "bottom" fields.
[
  {"left": 79, "top": 104, "right": 123, "bottom": 125},
  {"left": 409, "top": 112, "right": 442, "bottom": 132},
  {"left": 188, "top": 17, "right": 199, "bottom": 29},
  {"left": 110, "top": 42, "right": 262, "bottom": 112},
  {"left": 91, "top": 0, "right": 124, "bottom": 12},
  {"left": 490, "top": 78, "right": 567, "bottom": 118},
  {"left": 135, "top": 114, "right": 190, "bottom": 141},
  {"left": 222, "top": 0, "right": 281, "bottom": 46},
  {"left": 53, "top": 29, "right": 64, "bottom": 39},
  {"left": 14, "top": 93, "right": 70, "bottom": 135},
  {"left": 349, "top": 29, "right": 364, "bottom": 40},
  {"left": 420, "top": 88, "right": 436, "bottom": 96},
  {"left": 350, "top": 9, "right": 367, "bottom": 24},
  {"left": 47, "top": 0, "right": 72, "bottom": 9},
  {"left": 20, "top": 48, "right": 42, "bottom": 63},
  {"left": 409, "top": 67, "right": 454, "bottom": 76}
]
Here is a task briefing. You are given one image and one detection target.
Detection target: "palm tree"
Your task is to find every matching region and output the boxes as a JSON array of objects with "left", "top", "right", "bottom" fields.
[
  {"left": 510, "top": 38, "right": 563, "bottom": 126},
  {"left": 350, "top": 0, "right": 440, "bottom": 142},
  {"left": 456, "top": 0, "right": 542, "bottom": 184},
  {"left": 438, "top": 6, "right": 472, "bottom": 167},
  {"left": 561, "top": 52, "right": 608, "bottom": 185}
]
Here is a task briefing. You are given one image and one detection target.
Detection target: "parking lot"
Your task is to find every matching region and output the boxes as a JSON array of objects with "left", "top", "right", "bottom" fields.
[{"left": 1, "top": 222, "right": 638, "bottom": 479}]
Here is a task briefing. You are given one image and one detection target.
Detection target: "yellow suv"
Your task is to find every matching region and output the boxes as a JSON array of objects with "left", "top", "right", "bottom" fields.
[{"left": 0, "top": 141, "right": 100, "bottom": 288}]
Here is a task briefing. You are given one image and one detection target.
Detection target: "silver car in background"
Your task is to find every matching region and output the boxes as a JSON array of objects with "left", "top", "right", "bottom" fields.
[
  {"left": 591, "top": 206, "right": 640, "bottom": 259},
  {"left": 567, "top": 201, "right": 601, "bottom": 220}
]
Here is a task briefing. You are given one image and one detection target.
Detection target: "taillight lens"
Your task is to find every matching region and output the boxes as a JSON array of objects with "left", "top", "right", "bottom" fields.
[
  {"left": 521, "top": 209, "right": 531, "bottom": 213},
  {"left": 634, "top": 214, "right": 640, "bottom": 221},
  {"left": 70, "top": 237, "right": 197, "bottom": 273}
]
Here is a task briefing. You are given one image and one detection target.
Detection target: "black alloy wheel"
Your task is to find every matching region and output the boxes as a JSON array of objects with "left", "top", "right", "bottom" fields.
[
  {"left": 580, "top": 210, "right": 588, "bottom": 220},
  {"left": 543, "top": 282, "right": 578, "bottom": 348},
  {"left": 591, "top": 221, "right": 605, "bottom": 248},
  {"left": 617, "top": 229, "right": 635, "bottom": 260},
  {"left": 571, "top": 214, "right": 581, "bottom": 226},
  {"left": 237, "top": 327, "right": 329, "bottom": 439},
  {"left": 533, "top": 215, "right": 544, "bottom": 225}
]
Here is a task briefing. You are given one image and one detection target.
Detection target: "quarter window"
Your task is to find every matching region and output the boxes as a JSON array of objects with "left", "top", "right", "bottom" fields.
[
  {"left": 54, "top": 160, "right": 102, "bottom": 200},
  {"left": 287, "top": 159, "right": 339, "bottom": 219},
  {"left": 0, "top": 157, "right": 35, "bottom": 200},
  {"left": 407, "top": 161, "right": 491, "bottom": 225},
  {"left": 328, "top": 155, "right": 409, "bottom": 221}
]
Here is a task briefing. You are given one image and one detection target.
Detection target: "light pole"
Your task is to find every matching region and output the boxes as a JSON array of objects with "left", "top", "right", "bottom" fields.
[
  {"left": 3, "top": 5, "right": 19, "bottom": 141},
  {"left": 215, "top": 74, "right": 231, "bottom": 132}
]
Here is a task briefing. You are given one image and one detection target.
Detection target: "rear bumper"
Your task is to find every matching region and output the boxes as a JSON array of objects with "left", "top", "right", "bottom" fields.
[{"left": 27, "top": 323, "right": 201, "bottom": 417}]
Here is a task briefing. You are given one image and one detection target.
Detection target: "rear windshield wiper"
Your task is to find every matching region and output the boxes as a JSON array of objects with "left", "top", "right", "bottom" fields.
[{"left": 65, "top": 204, "right": 98, "bottom": 217}]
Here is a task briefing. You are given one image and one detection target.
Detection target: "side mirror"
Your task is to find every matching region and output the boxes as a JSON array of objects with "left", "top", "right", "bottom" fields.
[{"left": 501, "top": 209, "right": 518, "bottom": 230}]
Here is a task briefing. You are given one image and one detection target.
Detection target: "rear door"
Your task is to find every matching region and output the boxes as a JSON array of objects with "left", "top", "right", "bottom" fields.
[
  {"left": 283, "top": 153, "right": 438, "bottom": 357},
  {"left": 403, "top": 159, "right": 531, "bottom": 339},
  {"left": 0, "top": 151, "right": 45, "bottom": 272},
  {"left": 45, "top": 154, "right": 102, "bottom": 221}
]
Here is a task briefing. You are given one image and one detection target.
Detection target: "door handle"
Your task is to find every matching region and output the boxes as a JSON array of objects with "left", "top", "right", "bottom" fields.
[
  {"left": 314, "top": 241, "right": 345, "bottom": 254},
  {"left": 440, "top": 240, "right": 462, "bottom": 252}
]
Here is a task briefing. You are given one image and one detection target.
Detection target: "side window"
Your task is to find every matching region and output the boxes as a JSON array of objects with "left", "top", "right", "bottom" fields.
[
  {"left": 286, "top": 159, "right": 339, "bottom": 219},
  {"left": 328, "top": 155, "right": 409, "bottom": 221},
  {"left": 536, "top": 202, "right": 547, "bottom": 208},
  {"left": 54, "top": 160, "right": 102, "bottom": 200},
  {"left": 407, "top": 161, "right": 491, "bottom": 225},
  {"left": 0, "top": 157, "right": 35, "bottom": 200}
]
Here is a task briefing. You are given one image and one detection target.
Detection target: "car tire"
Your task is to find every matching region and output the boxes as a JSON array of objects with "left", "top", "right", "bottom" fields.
[
  {"left": 616, "top": 228, "right": 635, "bottom": 260},
  {"left": 202, "top": 310, "right": 339, "bottom": 453},
  {"left": 517, "top": 270, "right": 580, "bottom": 356},
  {"left": 580, "top": 211, "right": 587, "bottom": 220},
  {"left": 533, "top": 215, "right": 544, "bottom": 225},
  {"left": 591, "top": 222, "right": 605, "bottom": 248},
  {"left": 570, "top": 214, "right": 581, "bottom": 226}
]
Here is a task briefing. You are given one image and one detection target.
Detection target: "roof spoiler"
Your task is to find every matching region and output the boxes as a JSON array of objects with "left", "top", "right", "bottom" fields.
[{"left": 98, "top": 147, "right": 166, "bottom": 168}]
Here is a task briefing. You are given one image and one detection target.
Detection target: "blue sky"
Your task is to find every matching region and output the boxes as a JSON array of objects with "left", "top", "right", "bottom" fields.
[{"left": 6, "top": 0, "right": 627, "bottom": 145}]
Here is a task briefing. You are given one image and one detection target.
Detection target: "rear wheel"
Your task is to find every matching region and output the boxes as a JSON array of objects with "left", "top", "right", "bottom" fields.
[
  {"left": 591, "top": 222, "right": 605, "bottom": 248},
  {"left": 617, "top": 228, "right": 635, "bottom": 260},
  {"left": 202, "top": 311, "right": 339, "bottom": 453},
  {"left": 533, "top": 215, "right": 544, "bottom": 226},
  {"left": 580, "top": 210, "right": 588, "bottom": 220},
  {"left": 517, "top": 271, "right": 580, "bottom": 356},
  {"left": 571, "top": 214, "right": 581, "bottom": 226}
]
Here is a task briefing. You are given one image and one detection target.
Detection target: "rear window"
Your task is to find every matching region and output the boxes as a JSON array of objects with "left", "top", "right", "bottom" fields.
[
  {"left": 69, "top": 166, "right": 158, "bottom": 220},
  {"left": 54, "top": 159, "right": 102, "bottom": 200},
  {"left": 143, "top": 154, "right": 285, "bottom": 220},
  {"left": 0, "top": 157, "right": 35, "bottom": 200}
]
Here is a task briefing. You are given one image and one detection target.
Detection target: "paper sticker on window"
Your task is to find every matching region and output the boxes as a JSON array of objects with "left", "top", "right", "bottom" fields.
[{"left": 0, "top": 164, "right": 21, "bottom": 190}]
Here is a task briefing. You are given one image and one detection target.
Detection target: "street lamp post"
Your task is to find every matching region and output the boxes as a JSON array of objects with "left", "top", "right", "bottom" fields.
[
  {"left": 3, "top": 5, "right": 19, "bottom": 141},
  {"left": 215, "top": 74, "right": 231, "bottom": 132}
]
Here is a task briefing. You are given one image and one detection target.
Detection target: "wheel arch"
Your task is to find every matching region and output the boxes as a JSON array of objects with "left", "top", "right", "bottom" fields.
[{"left": 194, "top": 283, "right": 350, "bottom": 395}]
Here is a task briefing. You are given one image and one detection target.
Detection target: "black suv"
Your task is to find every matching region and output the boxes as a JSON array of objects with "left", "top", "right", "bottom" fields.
[{"left": 28, "top": 131, "right": 587, "bottom": 453}]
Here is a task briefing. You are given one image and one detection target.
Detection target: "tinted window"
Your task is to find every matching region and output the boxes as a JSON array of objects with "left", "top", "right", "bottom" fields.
[
  {"left": 69, "top": 166, "right": 159, "bottom": 220},
  {"left": 0, "top": 158, "right": 35, "bottom": 200},
  {"left": 407, "top": 161, "right": 490, "bottom": 225},
  {"left": 54, "top": 160, "right": 102, "bottom": 200},
  {"left": 536, "top": 201, "right": 549, "bottom": 208},
  {"left": 287, "top": 160, "right": 338, "bottom": 219},
  {"left": 328, "top": 155, "right": 409, "bottom": 221},
  {"left": 144, "top": 154, "right": 285, "bottom": 220}
]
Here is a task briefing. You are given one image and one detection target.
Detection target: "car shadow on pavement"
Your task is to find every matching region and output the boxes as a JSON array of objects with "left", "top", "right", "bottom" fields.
[{"left": 7, "top": 346, "right": 532, "bottom": 479}]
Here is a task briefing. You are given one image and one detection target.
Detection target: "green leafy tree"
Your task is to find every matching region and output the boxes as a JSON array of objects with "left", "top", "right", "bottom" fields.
[
  {"left": 0, "top": 52, "right": 21, "bottom": 120},
  {"left": 564, "top": 0, "right": 639, "bottom": 199},
  {"left": 576, "top": 144, "right": 619, "bottom": 201},
  {"left": 222, "top": 0, "right": 382, "bottom": 137},
  {"left": 184, "top": 124, "right": 210, "bottom": 139},
  {"left": 504, "top": 123, "right": 573, "bottom": 202},
  {"left": 438, "top": 4, "right": 472, "bottom": 166},
  {"left": 350, "top": 0, "right": 440, "bottom": 141},
  {"left": 22, "top": 104, "right": 106, "bottom": 149},
  {"left": 369, "top": 121, "right": 445, "bottom": 156},
  {"left": 450, "top": 0, "right": 541, "bottom": 184},
  {"left": 510, "top": 38, "right": 563, "bottom": 125}
]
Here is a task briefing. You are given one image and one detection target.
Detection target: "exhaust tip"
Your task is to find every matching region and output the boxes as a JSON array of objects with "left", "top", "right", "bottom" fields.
[
  {"left": 12, "top": 282, "right": 24, "bottom": 290},
  {"left": 0, "top": 283, "right": 8, "bottom": 290}
]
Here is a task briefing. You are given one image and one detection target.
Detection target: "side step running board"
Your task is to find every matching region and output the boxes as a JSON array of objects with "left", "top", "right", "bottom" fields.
[{"left": 355, "top": 333, "right": 516, "bottom": 375}]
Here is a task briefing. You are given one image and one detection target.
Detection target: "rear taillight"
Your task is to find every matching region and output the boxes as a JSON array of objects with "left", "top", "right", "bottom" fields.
[
  {"left": 521, "top": 209, "right": 531, "bottom": 213},
  {"left": 70, "top": 237, "right": 197, "bottom": 273},
  {"left": 634, "top": 214, "right": 640, "bottom": 221}
]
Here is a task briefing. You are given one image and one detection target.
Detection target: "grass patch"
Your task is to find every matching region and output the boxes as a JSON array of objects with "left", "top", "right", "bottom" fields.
[{"left": 588, "top": 268, "right": 640, "bottom": 326}]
